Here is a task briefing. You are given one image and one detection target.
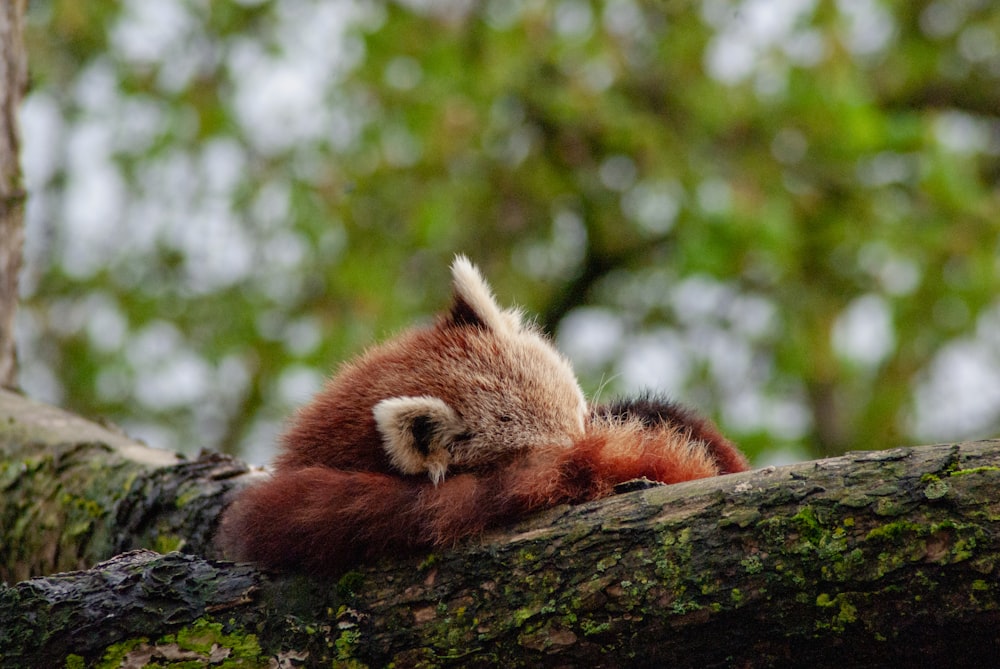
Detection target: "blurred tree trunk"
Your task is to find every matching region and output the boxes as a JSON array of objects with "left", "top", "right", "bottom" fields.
[
  {"left": 0, "top": 0, "right": 27, "bottom": 390},
  {"left": 2, "top": 389, "right": 1000, "bottom": 668}
]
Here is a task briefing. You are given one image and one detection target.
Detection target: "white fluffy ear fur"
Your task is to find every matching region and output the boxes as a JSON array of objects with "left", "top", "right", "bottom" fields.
[
  {"left": 373, "top": 396, "right": 465, "bottom": 484},
  {"left": 447, "top": 255, "right": 523, "bottom": 332}
]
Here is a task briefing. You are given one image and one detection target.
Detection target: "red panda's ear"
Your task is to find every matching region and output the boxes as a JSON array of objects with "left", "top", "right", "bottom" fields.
[
  {"left": 373, "top": 396, "right": 466, "bottom": 484},
  {"left": 445, "top": 255, "right": 523, "bottom": 332}
]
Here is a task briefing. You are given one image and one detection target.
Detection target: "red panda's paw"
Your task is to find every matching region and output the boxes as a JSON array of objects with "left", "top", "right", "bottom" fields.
[{"left": 217, "top": 467, "right": 422, "bottom": 575}]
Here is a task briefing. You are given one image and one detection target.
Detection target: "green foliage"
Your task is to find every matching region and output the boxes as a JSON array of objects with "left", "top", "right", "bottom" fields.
[{"left": 20, "top": 0, "right": 1000, "bottom": 463}]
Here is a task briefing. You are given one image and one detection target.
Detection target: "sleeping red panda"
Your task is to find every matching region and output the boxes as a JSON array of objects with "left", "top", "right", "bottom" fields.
[{"left": 217, "top": 257, "right": 748, "bottom": 575}]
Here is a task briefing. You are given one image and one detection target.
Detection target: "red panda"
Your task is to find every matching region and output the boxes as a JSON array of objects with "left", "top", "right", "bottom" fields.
[{"left": 217, "top": 257, "right": 748, "bottom": 575}]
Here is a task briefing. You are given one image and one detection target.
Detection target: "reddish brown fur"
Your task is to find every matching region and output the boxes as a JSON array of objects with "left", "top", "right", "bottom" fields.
[
  {"left": 218, "top": 410, "right": 747, "bottom": 575},
  {"left": 593, "top": 396, "right": 749, "bottom": 475},
  {"left": 217, "top": 257, "right": 750, "bottom": 575},
  {"left": 275, "top": 325, "right": 463, "bottom": 475},
  {"left": 277, "top": 284, "right": 587, "bottom": 478}
]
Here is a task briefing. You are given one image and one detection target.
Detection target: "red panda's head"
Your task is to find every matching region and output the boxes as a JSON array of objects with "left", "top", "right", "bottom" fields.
[{"left": 372, "top": 256, "right": 587, "bottom": 483}]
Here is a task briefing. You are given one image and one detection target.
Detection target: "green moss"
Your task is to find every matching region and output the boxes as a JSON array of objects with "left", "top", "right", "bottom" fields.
[
  {"left": 153, "top": 534, "right": 185, "bottom": 554},
  {"left": 791, "top": 505, "right": 824, "bottom": 542},
  {"left": 673, "top": 528, "right": 692, "bottom": 549},
  {"left": 93, "top": 638, "right": 148, "bottom": 669},
  {"left": 518, "top": 549, "right": 538, "bottom": 562},
  {"left": 337, "top": 570, "right": 365, "bottom": 599},
  {"left": 512, "top": 607, "right": 535, "bottom": 627},
  {"left": 837, "top": 601, "right": 858, "bottom": 625},
  {"left": 66, "top": 622, "right": 258, "bottom": 669},
  {"left": 595, "top": 553, "right": 620, "bottom": 572},
  {"left": 669, "top": 600, "right": 701, "bottom": 615},
  {"left": 923, "top": 477, "right": 950, "bottom": 500},
  {"left": 972, "top": 579, "right": 989, "bottom": 591},
  {"left": 64, "top": 654, "right": 86, "bottom": 669},
  {"left": 814, "top": 593, "right": 859, "bottom": 632},
  {"left": 333, "top": 660, "right": 370, "bottom": 669},
  {"left": 718, "top": 509, "right": 761, "bottom": 528},
  {"left": 754, "top": 516, "right": 787, "bottom": 546},
  {"left": 950, "top": 466, "right": 1000, "bottom": 477},
  {"left": 740, "top": 555, "right": 763, "bottom": 574},
  {"left": 579, "top": 619, "right": 611, "bottom": 636},
  {"left": 873, "top": 498, "right": 908, "bottom": 517},
  {"left": 952, "top": 536, "right": 976, "bottom": 562},
  {"left": 838, "top": 494, "right": 872, "bottom": 508},
  {"left": 972, "top": 556, "right": 995, "bottom": 574},
  {"left": 335, "top": 629, "right": 362, "bottom": 660},
  {"left": 865, "top": 520, "right": 923, "bottom": 542},
  {"left": 173, "top": 620, "right": 224, "bottom": 654},
  {"left": 862, "top": 518, "right": 986, "bottom": 569},
  {"left": 159, "top": 618, "right": 263, "bottom": 665},
  {"left": 652, "top": 528, "right": 693, "bottom": 580},
  {"left": 825, "top": 548, "right": 865, "bottom": 581}
]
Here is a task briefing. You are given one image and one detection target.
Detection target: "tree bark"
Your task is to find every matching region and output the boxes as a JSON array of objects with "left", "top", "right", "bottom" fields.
[
  {"left": 0, "top": 0, "right": 27, "bottom": 390},
  {"left": 0, "top": 388, "right": 254, "bottom": 583},
  {"left": 2, "top": 389, "right": 999, "bottom": 667}
]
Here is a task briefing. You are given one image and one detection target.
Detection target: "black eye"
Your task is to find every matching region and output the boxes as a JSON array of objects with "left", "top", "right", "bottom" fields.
[{"left": 499, "top": 415, "right": 513, "bottom": 422}]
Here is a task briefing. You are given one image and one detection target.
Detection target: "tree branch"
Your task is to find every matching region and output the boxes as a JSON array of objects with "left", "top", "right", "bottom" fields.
[{"left": 2, "top": 388, "right": 1000, "bottom": 666}]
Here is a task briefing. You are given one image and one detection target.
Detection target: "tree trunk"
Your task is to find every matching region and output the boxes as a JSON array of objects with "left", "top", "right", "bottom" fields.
[
  {"left": 0, "top": 0, "right": 27, "bottom": 390},
  {"left": 2, "top": 389, "right": 999, "bottom": 667}
]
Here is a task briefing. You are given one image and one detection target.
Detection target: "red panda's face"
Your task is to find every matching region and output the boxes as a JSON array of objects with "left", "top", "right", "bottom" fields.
[{"left": 373, "top": 257, "right": 587, "bottom": 483}]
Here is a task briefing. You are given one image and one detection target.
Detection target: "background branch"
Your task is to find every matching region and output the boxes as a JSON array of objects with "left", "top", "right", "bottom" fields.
[{"left": 0, "top": 0, "right": 27, "bottom": 389}]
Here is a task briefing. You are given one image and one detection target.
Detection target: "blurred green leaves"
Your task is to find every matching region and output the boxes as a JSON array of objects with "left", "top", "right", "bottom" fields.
[{"left": 19, "top": 0, "right": 1000, "bottom": 464}]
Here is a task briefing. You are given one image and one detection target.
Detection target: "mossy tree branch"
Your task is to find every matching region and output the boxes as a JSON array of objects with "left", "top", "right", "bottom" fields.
[
  {"left": 0, "top": 389, "right": 253, "bottom": 583},
  {"left": 2, "top": 388, "right": 999, "bottom": 667}
]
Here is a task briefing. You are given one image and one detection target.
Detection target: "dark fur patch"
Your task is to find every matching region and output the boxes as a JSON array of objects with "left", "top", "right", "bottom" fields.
[
  {"left": 411, "top": 415, "right": 435, "bottom": 456},
  {"left": 447, "top": 295, "right": 488, "bottom": 329},
  {"left": 594, "top": 393, "right": 748, "bottom": 475},
  {"left": 594, "top": 393, "right": 694, "bottom": 428}
]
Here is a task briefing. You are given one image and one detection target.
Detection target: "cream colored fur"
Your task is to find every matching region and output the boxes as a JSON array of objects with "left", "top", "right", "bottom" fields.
[
  {"left": 373, "top": 256, "right": 587, "bottom": 483},
  {"left": 374, "top": 396, "right": 463, "bottom": 485},
  {"left": 451, "top": 255, "right": 526, "bottom": 333}
]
